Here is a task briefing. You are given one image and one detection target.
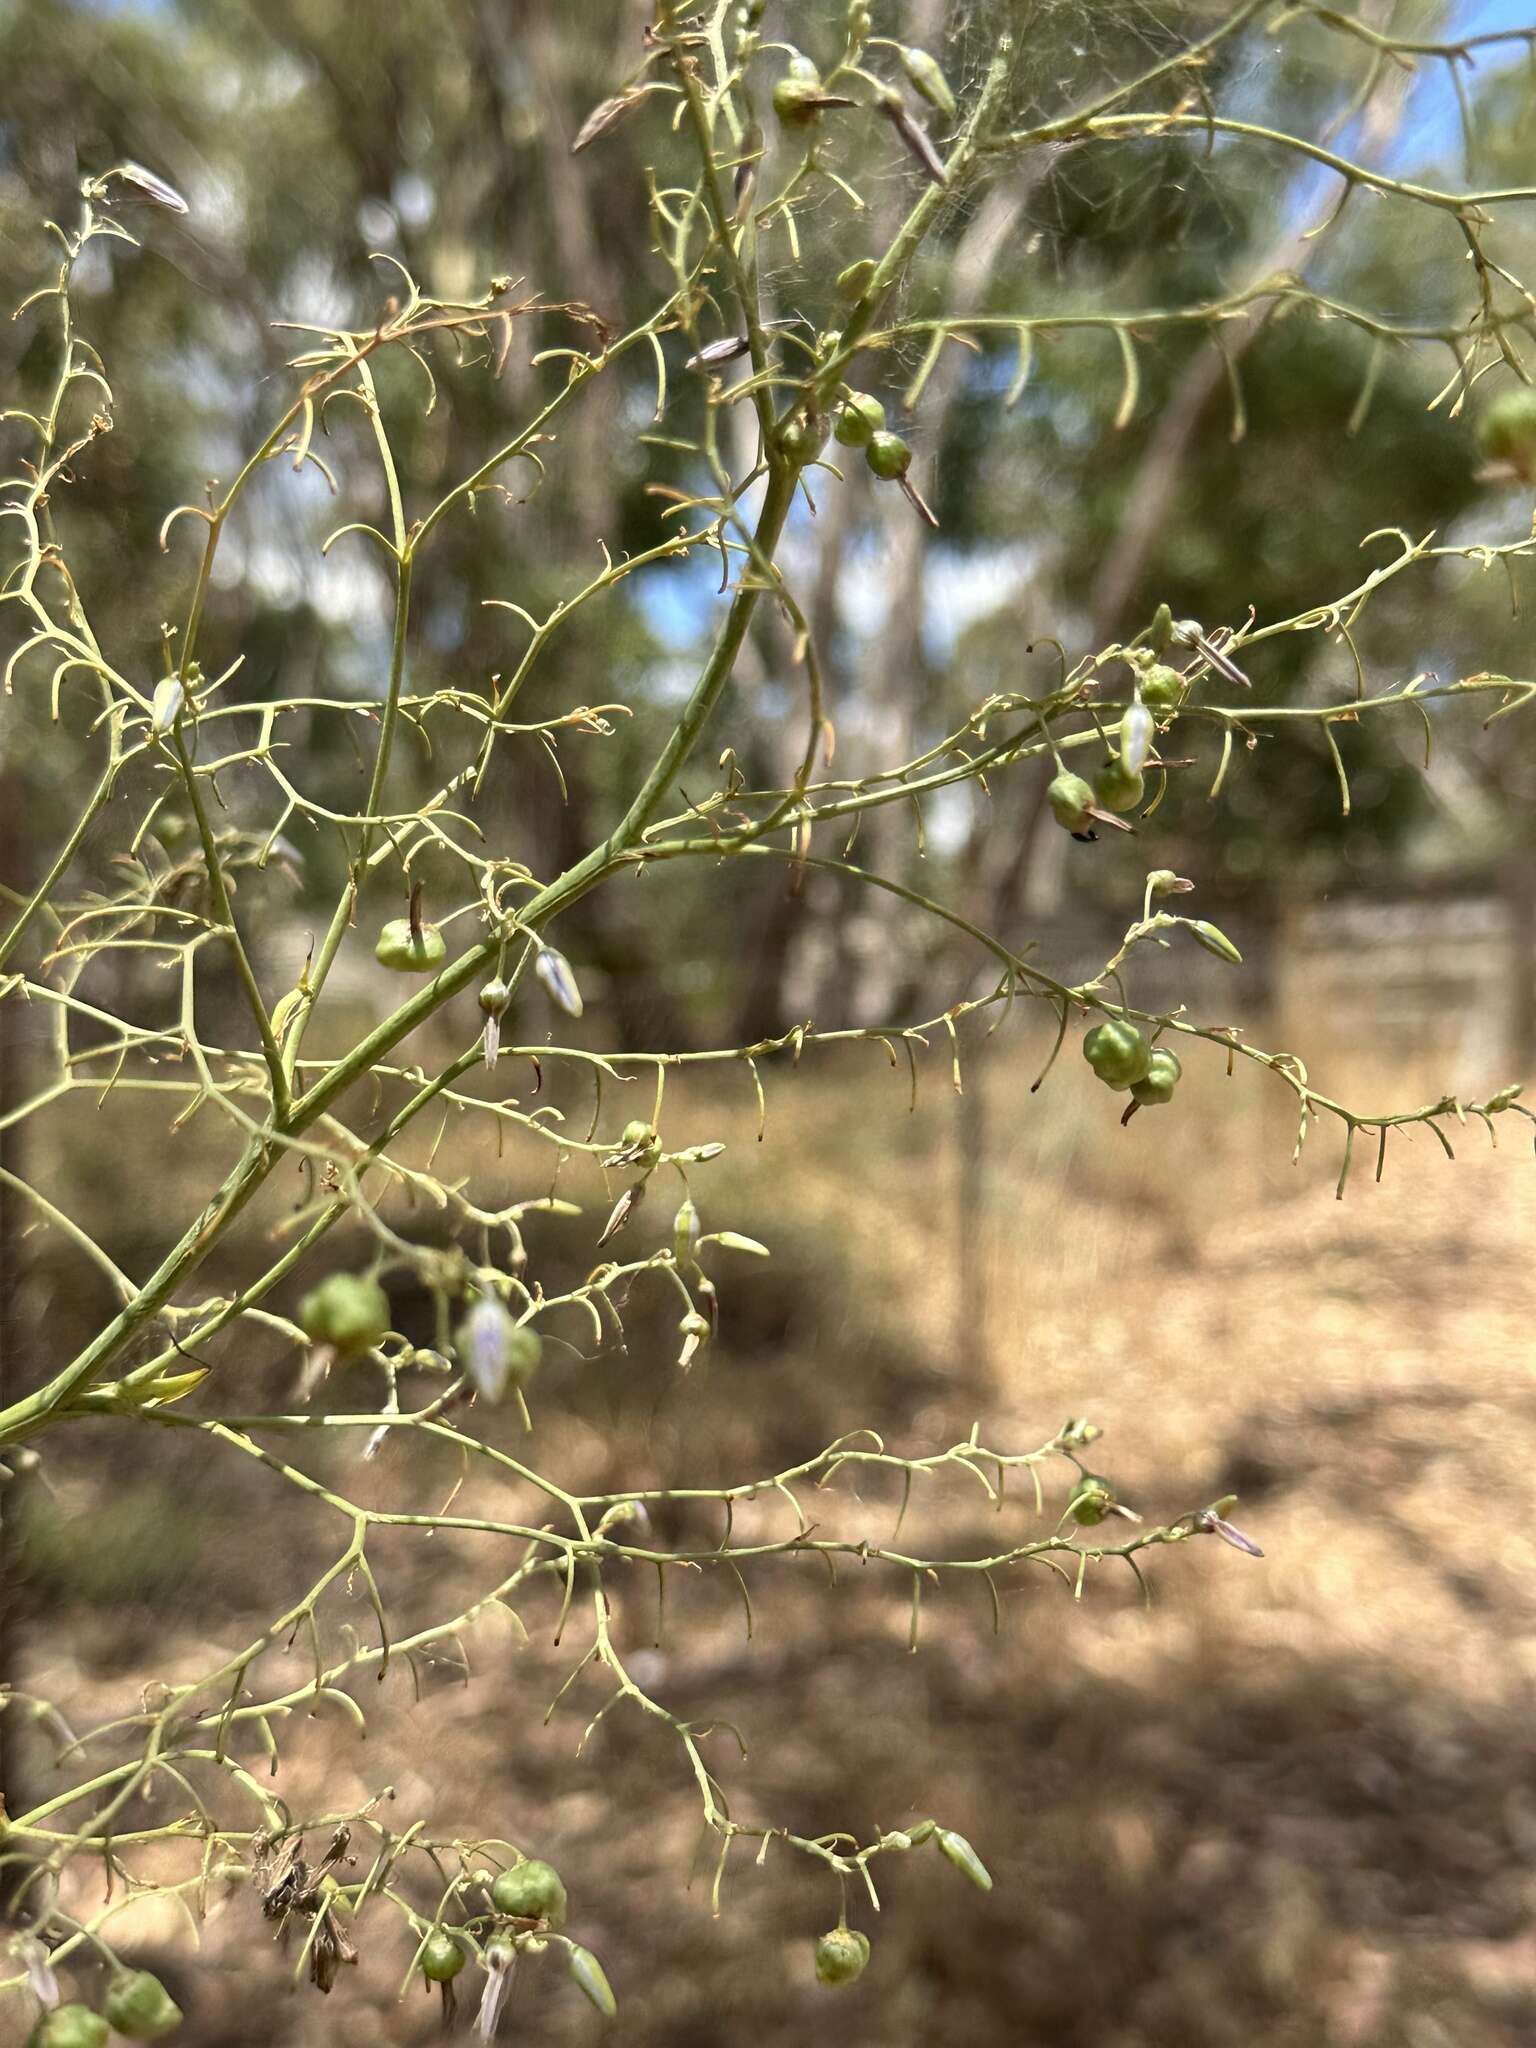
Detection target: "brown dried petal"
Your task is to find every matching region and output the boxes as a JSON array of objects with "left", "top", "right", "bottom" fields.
[
  {"left": 881, "top": 98, "right": 947, "bottom": 186},
  {"left": 571, "top": 88, "right": 646, "bottom": 154}
]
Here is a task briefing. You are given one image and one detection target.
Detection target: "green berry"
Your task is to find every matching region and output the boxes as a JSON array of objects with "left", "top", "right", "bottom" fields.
[
  {"left": 491, "top": 1858, "right": 567, "bottom": 1928},
  {"left": 1139, "top": 663, "right": 1186, "bottom": 713},
  {"left": 1068, "top": 1474, "right": 1116, "bottom": 1525},
  {"left": 864, "top": 429, "right": 912, "bottom": 481},
  {"left": 421, "top": 1931, "right": 468, "bottom": 1984},
  {"left": 814, "top": 1927, "right": 870, "bottom": 1987},
  {"left": 1093, "top": 755, "right": 1143, "bottom": 815},
  {"left": 104, "top": 1971, "right": 183, "bottom": 2040},
  {"left": 29, "top": 2009, "right": 109, "bottom": 2048},
  {"left": 375, "top": 918, "right": 447, "bottom": 973},
  {"left": 298, "top": 1272, "right": 391, "bottom": 1357},
  {"left": 1130, "top": 1047, "right": 1182, "bottom": 1108},
  {"left": 778, "top": 411, "right": 827, "bottom": 464},
  {"left": 1082, "top": 1020, "right": 1152, "bottom": 1091},
  {"left": 834, "top": 393, "right": 886, "bottom": 447},
  {"left": 1477, "top": 386, "right": 1536, "bottom": 476},
  {"left": 1047, "top": 771, "right": 1095, "bottom": 832}
]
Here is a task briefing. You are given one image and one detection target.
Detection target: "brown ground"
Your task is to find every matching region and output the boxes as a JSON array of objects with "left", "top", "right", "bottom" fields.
[{"left": 6, "top": 1012, "right": 1535, "bottom": 2047}]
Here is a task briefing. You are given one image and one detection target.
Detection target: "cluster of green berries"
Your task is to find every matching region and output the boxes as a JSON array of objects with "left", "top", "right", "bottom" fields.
[{"left": 1082, "top": 1019, "right": 1182, "bottom": 1110}]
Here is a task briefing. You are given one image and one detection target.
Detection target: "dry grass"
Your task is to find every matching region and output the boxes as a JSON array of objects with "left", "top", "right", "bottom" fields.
[{"left": 8, "top": 1011, "right": 1536, "bottom": 2047}]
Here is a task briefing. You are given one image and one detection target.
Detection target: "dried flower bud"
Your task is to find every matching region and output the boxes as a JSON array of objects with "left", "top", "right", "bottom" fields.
[
  {"left": 879, "top": 91, "right": 946, "bottom": 185},
  {"left": 109, "top": 161, "right": 189, "bottom": 213},
  {"left": 677, "top": 1310, "right": 711, "bottom": 1368},
  {"left": 1058, "top": 1417, "right": 1102, "bottom": 1448},
  {"left": 571, "top": 86, "right": 647, "bottom": 153},
  {"left": 1171, "top": 618, "right": 1249, "bottom": 687},
  {"left": 1201, "top": 1512, "right": 1265, "bottom": 1557},
  {"left": 1147, "top": 869, "right": 1195, "bottom": 896},
  {"left": 684, "top": 333, "right": 753, "bottom": 372},
  {"left": 534, "top": 946, "right": 583, "bottom": 1017},
  {"left": 597, "top": 1181, "right": 644, "bottom": 1247}
]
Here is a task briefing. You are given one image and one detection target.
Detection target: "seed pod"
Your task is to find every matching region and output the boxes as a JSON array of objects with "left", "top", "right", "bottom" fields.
[
  {"left": 1477, "top": 386, "right": 1536, "bottom": 479},
  {"left": 935, "top": 1827, "right": 993, "bottom": 1892},
  {"left": 1093, "top": 755, "right": 1143, "bottom": 816},
  {"left": 1485, "top": 1083, "right": 1524, "bottom": 1112},
  {"left": 1129, "top": 1046, "right": 1182, "bottom": 1108},
  {"left": 1082, "top": 1020, "right": 1152, "bottom": 1090},
  {"left": 491, "top": 1858, "right": 567, "bottom": 1929},
  {"left": 421, "top": 1931, "right": 468, "bottom": 1984},
  {"left": 674, "top": 1198, "right": 701, "bottom": 1264},
  {"left": 834, "top": 392, "right": 885, "bottom": 448},
  {"left": 1068, "top": 1474, "right": 1116, "bottom": 1525},
  {"left": 567, "top": 1944, "right": 618, "bottom": 2019},
  {"left": 1047, "top": 771, "right": 1095, "bottom": 833},
  {"left": 772, "top": 76, "right": 856, "bottom": 125},
  {"left": 150, "top": 677, "right": 184, "bottom": 735},
  {"left": 605, "top": 1119, "right": 662, "bottom": 1169},
  {"left": 1119, "top": 702, "right": 1154, "bottom": 774},
  {"left": 865, "top": 429, "right": 911, "bottom": 482},
  {"left": 814, "top": 1927, "right": 871, "bottom": 1988},
  {"left": 298, "top": 1273, "right": 391, "bottom": 1358},
  {"left": 478, "top": 977, "right": 511, "bottom": 1018},
  {"left": 895, "top": 44, "right": 957, "bottom": 121},
  {"left": 836, "top": 258, "right": 877, "bottom": 300},
  {"left": 535, "top": 946, "right": 584, "bottom": 1017},
  {"left": 375, "top": 918, "right": 447, "bottom": 973},
  {"left": 1139, "top": 663, "right": 1187, "bottom": 713},
  {"left": 1188, "top": 918, "right": 1242, "bottom": 965},
  {"left": 28, "top": 2008, "right": 109, "bottom": 2048},
  {"left": 103, "top": 1971, "right": 183, "bottom": 2040}
]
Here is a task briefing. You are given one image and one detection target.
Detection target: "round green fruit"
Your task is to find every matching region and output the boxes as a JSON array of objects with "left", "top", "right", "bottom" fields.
[
  {"left": 29, "top": 2009, "right": 109, "bottom": 2048},
  {"left": 298, "top": 1272, "right": 390, "bottom": 1357},
  {"left": 1139, "top": 663, "right": 1187, "bottom": 713},
  {"left": 1093, "top": 755, "right": 1143, "bottom": 815},
  {"left": 778, "top": 412, "right": 826, "bottom": 464},
  {"left": 1069, "top": 1475, "right": 1115, "bottom": 1526},
  {"left": 478, "top": 976, "right": 511, "bottom": 1018},
  {"left": 814, "top": 1927, "right": 870, "bottom": 1988},
  {"left": 103, "top": 1971, "right": 182, "bottom": 2041},
  {"left": 1047, "top": 771, "right": 1095, "bottom": 832},
  {"left": 376, "top": 918, "right": 447, "bottom": 974},
  {"left": 491, "top": 1858, "right": 567, "bottom": 1928},
  {"left": 1083, "top": 1020, "right": 1152, "bottom": 1091},
  {"left": 834, "top": 393, "right": 886, "bottom": 447},
  {"left": 1130, "top": 1047, "right": 1182, "bottom": 1108},
  {"left": 864, "top": 430, "right": 912, "bottom": 481},
  {"left": 1477, "top": 386, "right": 1536, "bottom": 475},
  {"left": 420, "top": 1931, "right": 468, "bottom": 1984}
]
